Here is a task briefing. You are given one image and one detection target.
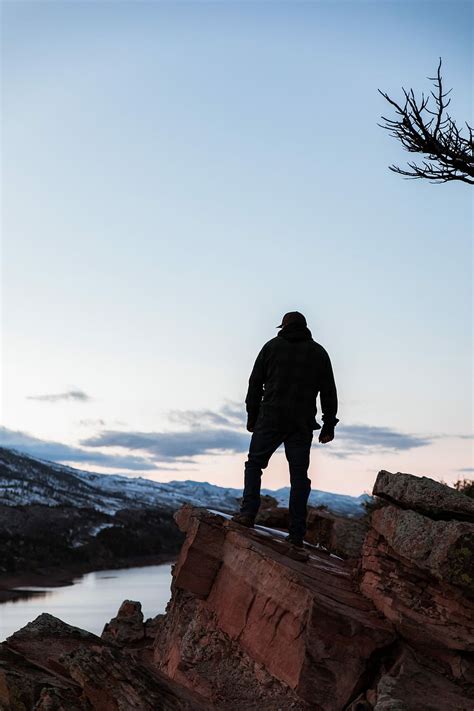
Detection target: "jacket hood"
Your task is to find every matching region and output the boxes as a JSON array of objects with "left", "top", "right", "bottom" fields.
[{"left": 277, "top": 322, "right": 313, "bottom": 342}]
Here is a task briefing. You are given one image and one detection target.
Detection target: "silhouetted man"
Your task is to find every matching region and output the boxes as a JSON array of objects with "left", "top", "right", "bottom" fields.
[{"left": 232, "top": 311, "right": 339, "bottom": 548}]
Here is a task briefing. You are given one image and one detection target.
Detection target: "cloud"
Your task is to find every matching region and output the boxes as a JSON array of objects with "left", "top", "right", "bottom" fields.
[
  {"left": 1, "top": 401, "right": 435, "bottom": 472},
  {"left": 458, "top": 467, "right": 474, "bottom": 473},
  {"left": 168, "top": 409, "right": 233, "bottom": 429},
  {"left": 0, "top": 426, "right": 161, "bottom": 471},
  {"left": 81, "top": 406, "right": 432, "bottom": 464},
  {"left": 332, "top": 424, "right": 432, "bottom": 458},
  {"left": 27, "top": 389, "right": 91, "bottom": 403},
  {"left": 81, "top": 427, "right": 249, "bottom": 461},
  {"left": 167, "top": 399, "right": 246, "bottom": 429}
]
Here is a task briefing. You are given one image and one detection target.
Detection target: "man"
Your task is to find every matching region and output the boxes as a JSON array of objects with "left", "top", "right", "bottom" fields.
[{"left": 231, "top": 311, "right": 339, "bottom": 549}]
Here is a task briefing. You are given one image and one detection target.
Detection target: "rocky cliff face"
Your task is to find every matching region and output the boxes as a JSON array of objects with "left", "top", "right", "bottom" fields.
[
  {"left": 358, "top": 470, "right": 474, "bottom": 709},
  {"left": 1, "top": 471, "right": 473, "bottom": 710},
  {"left": 152, "top": 506, "right": 394, "bottom": 710}
]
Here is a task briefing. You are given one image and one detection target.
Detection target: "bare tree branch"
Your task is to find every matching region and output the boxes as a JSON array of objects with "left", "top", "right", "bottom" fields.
[{"left": 379, "top": 59, "right": 474, "bottom": 185}]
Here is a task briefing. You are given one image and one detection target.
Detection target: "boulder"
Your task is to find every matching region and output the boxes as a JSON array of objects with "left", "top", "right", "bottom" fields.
[
  {"left": 372, "top": 647, "right": 473, "bottom": 711},
  {"left": 101, "top": 599, "right": 145, "bottom": 646},
  {"left": 370, "top": 504, "right": 474, "bottom": 594},
  {"left": 373, "top": 470, "right": 474, "bottom": 521},
  {"left": 256, "top": 505, "right": 369, "bottom": 559},
  {"left": 305, "top": 507, "right": 368, "bottom": 559},
  {"left": 255, "top": 505, "right": 289, "bottom": 529}
]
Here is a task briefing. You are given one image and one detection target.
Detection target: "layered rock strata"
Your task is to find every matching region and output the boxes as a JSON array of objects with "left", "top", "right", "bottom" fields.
[
  {"left": 358, "top": 471, "right": 474, "bottom": 707},
  {"left": 152, "top": 506, "right": 395, "bottom": 709}
]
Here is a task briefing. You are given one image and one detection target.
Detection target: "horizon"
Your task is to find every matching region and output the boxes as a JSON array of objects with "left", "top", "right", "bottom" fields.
[
  {"left": 2, "top": 0, "right": 472, "bottom": 497},
  {"left": 0, "top": 442, "right": 369, "bottom": 499}
]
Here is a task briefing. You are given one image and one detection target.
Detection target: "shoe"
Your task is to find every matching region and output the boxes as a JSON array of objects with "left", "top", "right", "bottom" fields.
[
  {"left": 285, "top": 534, "right": 304, "bottom": 549},
  {"left": 231, "top": 512, "right": 256, "bottom": 528}
]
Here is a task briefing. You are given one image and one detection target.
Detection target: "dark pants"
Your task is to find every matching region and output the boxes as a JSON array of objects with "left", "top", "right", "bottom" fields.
[{"left": 240, "top": 419, "right": 313, "bottom": 539}]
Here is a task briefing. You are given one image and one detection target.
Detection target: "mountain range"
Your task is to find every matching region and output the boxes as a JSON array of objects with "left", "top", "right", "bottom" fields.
[{"left": 0, "top": 446, "right": 369, "bottom": 516}]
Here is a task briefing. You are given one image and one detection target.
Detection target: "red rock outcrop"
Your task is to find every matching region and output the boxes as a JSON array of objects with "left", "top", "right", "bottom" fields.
[
  {"left": 358, "top": 471, "right": 474, "bottom": 708},
  {"left": 150, "top": 473, "right": 473, "bottom": 710},
  {"left": 152, "top": 506, "right": 395, "bottom": 709}
]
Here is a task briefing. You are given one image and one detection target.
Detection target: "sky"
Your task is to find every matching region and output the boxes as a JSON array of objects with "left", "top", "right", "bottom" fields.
[{"left": 1, "top": 0, "right": 472, "bottom": 497}]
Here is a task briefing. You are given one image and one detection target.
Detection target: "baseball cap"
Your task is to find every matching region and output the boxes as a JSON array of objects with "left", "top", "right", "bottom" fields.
[{"left": 276, "top": 311, "right": 307, "bottom": 329}]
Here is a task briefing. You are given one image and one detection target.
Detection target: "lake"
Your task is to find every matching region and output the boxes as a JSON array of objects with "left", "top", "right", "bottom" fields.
[{"left": 0, "top": 562, "right": 173, "bottom": 642}]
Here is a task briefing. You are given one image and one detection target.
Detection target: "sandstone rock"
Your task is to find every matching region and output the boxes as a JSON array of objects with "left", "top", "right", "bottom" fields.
[
  {"left": 371, "top": 504, "right": 474, "bottom": 594},
  {"left": 154, "top": 505, "right": 395, "bottom": 710},
  {"left": 6, "top": 612, "right": 103, "bottom": 680},
  {"left": 0, "top": 643, "right": 89, "bottom": 711},
  {"left": 305, "top": 507, "right": 368, "bottom": 559},
  {"left": 357, "top": 471, "right": 474, "bottom": 708},
  {"left": 361, "top": 475, "right": 474, "bottom": 653},
  {"left": 257, "top": 505, "right": 368, "bottom": 559},
  {"left": 2, "top": 613, "right": 210, "bottom": 710},
  {"left": 361, "top": 527, "right": 474, "bottom": 652},
  {"left": 255, "top": 505, "right": 288, "bottom": 529},
  {"left": 373, "top": 647, "right": 473, "bottom": 711},
  {"left": 144, "top": 613, "right": 165, "bottom": 641},
  {"left": 373, "top": 470, "right": 474, "bottom": 521},
  {"left": 154, "top": 587, "right": 309, "bottom": 710},
  {"left": 171, "top": 506, "right": 226, "bottom": 598},
  {"left": 60, "top": 644, "right": 191, "bottom": 710},
  {"left": 101, "top": 599, "right": 145, "bottom": 646},
  {"left": 33, "top": 685, "right": 91, "bottom": 710}
]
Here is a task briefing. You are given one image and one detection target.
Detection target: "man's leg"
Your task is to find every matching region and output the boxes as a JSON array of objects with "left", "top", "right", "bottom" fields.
[
  {"left": 284, "top": 428, "right": 313, "bottom": 539},
  {"left": 240, "top": 422, "right": 284, "bottom": 517}
]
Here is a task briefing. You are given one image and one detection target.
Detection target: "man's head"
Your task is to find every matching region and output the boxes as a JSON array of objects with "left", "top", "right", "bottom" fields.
[{"left": 276, "top": 311, "right": 307, "bottom": 329}]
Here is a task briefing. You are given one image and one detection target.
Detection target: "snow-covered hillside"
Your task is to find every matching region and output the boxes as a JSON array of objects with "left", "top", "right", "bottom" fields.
[{"left": 0, "top": 447, "right": 369, "bottom": 517}]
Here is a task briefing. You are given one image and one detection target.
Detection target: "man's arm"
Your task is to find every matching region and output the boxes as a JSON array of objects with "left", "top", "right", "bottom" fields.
[
  {"left": 319, "top": 350, "right": 339, "bottom": 443},
  {"left": 245, "top": 346, "right": 266, "bottom": 432}
]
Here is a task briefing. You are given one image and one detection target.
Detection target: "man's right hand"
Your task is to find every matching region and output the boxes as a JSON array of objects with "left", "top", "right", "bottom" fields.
[{"left": 318, "top": 425, "right": 334, "bottom": 444}]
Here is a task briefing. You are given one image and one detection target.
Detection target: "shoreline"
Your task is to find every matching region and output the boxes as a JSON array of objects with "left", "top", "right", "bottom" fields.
[{"left": 0, "top": 552, "right": 177, "bottom": 603}]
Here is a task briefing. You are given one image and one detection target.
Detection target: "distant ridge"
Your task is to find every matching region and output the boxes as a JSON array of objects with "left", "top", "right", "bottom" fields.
[{"left": 0, "top": 446, "right": 369, "bottom": 517}]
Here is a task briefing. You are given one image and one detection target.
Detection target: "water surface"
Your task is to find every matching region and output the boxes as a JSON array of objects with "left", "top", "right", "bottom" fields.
[{"left": 0, "top": 563, "right": 173, "bottom": 641}]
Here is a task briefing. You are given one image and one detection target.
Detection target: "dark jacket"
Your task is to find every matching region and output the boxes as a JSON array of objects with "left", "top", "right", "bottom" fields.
[{"left": 245, "top": 322, "right": 339, "bottom": 431}]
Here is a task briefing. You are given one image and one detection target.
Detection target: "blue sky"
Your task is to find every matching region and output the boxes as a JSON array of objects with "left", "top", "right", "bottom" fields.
[{"left": 2, "top": 1, "right": 472, "bottom": 495}]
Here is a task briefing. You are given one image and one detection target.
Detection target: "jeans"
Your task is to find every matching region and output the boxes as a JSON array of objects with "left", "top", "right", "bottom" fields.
[{"left": 240, "top": 418, "right": 313, "bottom": 539}]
